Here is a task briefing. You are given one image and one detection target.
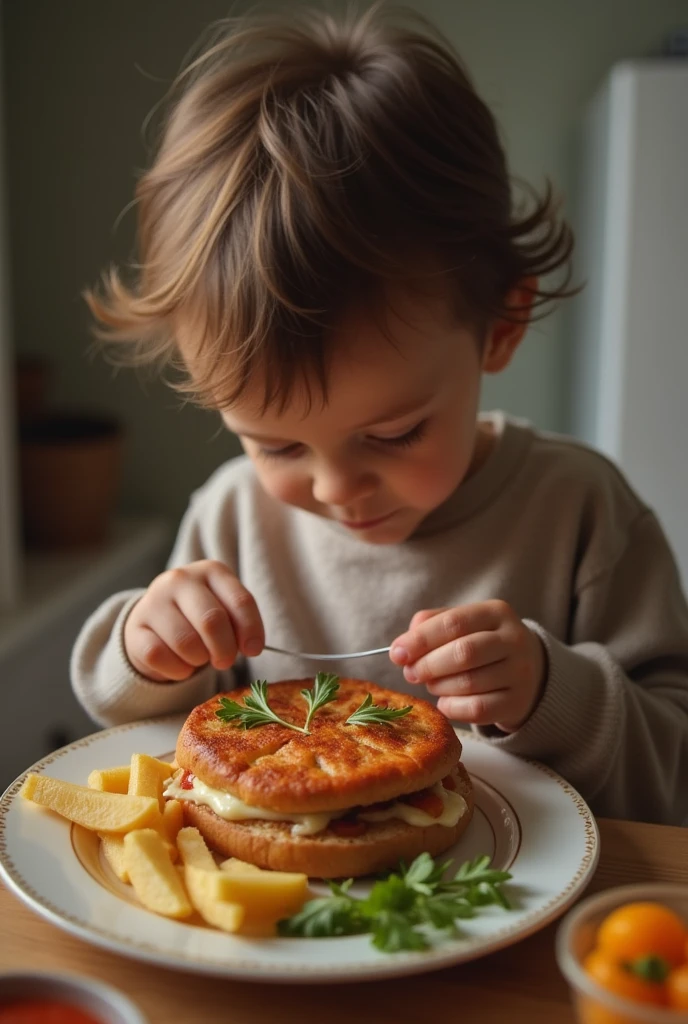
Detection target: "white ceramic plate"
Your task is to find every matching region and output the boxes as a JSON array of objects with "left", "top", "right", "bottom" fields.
[{"left": 0, "top": 716, "right": 599, "bottom": 983}]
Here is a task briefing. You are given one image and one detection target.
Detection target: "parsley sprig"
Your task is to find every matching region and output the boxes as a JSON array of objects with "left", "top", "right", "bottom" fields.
[
  {"left": 215, "top": 674, "right": 414, "bottom": 733},
  {"left": 278, "top": 852, "right": 512, "bottom": 952}
]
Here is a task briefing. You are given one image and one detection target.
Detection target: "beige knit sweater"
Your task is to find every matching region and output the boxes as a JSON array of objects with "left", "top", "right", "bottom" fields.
[{"left": 71, "top": 413, "right": 688, "bottom": 825}]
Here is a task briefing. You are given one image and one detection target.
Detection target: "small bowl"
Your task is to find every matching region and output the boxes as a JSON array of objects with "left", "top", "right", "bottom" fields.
[
  {"left": 556, "top": 883, "right": 688, "bottom": 1024},
  {"left": 0, "top": 971, "right": 148, "bottom": 1024}
]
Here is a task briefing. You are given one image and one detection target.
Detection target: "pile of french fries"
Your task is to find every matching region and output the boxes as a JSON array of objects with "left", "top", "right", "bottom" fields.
[{"left": 20, "top": 753, "right": 309, "bottom": 934}]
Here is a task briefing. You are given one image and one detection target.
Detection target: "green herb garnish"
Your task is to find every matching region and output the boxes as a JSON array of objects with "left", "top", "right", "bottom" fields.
[
  {"left": 215, "top": 674, "right": 413, "bottom": 734},
  {"left": 216, "top": 680, "right": 308, "bottom": 734},
  {"left": 345, "top": 693, "right": 413, "bottom": 727},
  {"left": 278, "top": 852, "right": 512, "bottom": 952},
  {"left": 301, "top": 673, "right": 340, "bottom": 731}
]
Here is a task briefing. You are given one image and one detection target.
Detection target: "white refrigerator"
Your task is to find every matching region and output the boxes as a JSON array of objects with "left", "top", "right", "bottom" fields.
[{"left": 572, "top": 59, "right": 688, "bottom": 586}]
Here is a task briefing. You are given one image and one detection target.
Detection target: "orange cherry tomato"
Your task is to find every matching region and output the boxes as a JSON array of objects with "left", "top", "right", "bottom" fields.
[
  {"left": 596, "top": 902, "right": 687, "bottom": 968},
  {"left": 583, "top": 950, "right": 668, "bottom": 1007},
  {"left": 667, "top": 963, "right": 688, "bottom": 1011}
]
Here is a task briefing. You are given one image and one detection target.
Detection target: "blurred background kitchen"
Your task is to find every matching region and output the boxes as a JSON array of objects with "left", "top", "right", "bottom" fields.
[{"left": 0, "top": 0, "right": 686, "bottom": 787}]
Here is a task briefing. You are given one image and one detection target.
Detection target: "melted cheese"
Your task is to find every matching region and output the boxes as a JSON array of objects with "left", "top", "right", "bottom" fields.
[
  {"left": 164, "top": 775, "right": 331, "bottom": 836},
  {"left": 359, "top": 782, "right": 466, "bottom": 828},
  {"left": 164, "top": 774, "right": 465, "bottom": 836}
]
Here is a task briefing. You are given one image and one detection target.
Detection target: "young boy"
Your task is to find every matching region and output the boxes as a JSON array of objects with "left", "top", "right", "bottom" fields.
[{"left": 72, "top": 7, "right": 688, "bottom": 826}]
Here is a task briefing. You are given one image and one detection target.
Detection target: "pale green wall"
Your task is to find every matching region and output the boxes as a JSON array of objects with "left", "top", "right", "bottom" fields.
[{"left": 3, "top": 1, "right": 686, "bottom": 522}]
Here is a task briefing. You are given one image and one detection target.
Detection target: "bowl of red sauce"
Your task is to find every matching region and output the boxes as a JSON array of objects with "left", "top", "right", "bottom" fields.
[{"left": 0, "top": 972, "right": 148, "bottom": 1024}]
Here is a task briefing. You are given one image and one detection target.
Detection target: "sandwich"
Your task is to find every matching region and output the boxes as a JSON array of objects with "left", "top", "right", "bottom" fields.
[{"left": 165, "top": 676, "right": 474, "bottom": 877}]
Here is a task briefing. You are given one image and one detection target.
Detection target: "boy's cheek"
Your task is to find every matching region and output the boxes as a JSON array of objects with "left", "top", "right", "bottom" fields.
[{"left": 253, "top": 464, "right": 313, "bottom": 511}]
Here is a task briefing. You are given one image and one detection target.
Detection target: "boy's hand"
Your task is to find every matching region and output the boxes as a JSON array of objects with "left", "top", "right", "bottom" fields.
[
  {"left": 389, "top": 600, "right": 546, "bottom": 732},
  {"left": 124, "top": 560, "right": 264, "bottom": 682}
]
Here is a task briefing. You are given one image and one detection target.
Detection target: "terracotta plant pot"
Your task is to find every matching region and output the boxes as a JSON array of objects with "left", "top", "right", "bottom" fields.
[{"left": 19, "top": 413, "right": 123, "bottom": 548}]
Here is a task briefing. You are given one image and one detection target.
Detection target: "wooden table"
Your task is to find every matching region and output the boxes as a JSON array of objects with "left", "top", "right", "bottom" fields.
[{"left": 1, "top": 818, "right": 687, "bottom": 1023}]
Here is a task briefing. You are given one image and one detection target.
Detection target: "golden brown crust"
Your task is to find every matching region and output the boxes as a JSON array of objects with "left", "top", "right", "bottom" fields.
[
  {"left": 181, "top": 763, "right": 474, "bottom": 877},
  {"left": 176, "top": 679, "right": 462, "bottom": 813}
]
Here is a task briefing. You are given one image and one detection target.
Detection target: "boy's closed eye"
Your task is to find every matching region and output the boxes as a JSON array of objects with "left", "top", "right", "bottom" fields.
[{"left": 255, "top": 419, "right": 429, "bottom": 460}]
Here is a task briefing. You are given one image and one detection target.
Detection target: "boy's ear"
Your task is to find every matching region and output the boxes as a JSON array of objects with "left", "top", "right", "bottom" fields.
[{"left": 482, "top": 277, "right": 537, "bottom": 373}]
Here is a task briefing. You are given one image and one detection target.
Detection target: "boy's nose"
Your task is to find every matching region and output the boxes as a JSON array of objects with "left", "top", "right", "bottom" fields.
[{"left": 311, "top": 461, "right": 377, "bottom": 507}]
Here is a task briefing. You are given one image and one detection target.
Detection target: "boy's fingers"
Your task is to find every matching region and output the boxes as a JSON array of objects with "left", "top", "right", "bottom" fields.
[
  {"left": 206, "top": 566, "right": 265, "bottom": 657},
  {"left": 408, "top": 608, "right": 446, "bottom": 631},
  {"left": 435, "top": 691, "right": 509, "bottom": 726},
  {"left": 129, "top": 625, "right": 198, "bottom": 682},
  {"left": 424, "top": 661, "right": 507, "bottom": 696},
  {"left": 391, "top": 609, "right": 446, "bottom": 665},
  {"left": 146, "top": 605, "right": 210, "bottom": 668},
  {"left": 405, "top": 630, "right": 505, "bottom": 684},
  {"left": 392, "top": 603, "right": 503, "bottom": 665},
  {"left": 175, "top": 582, "right": 237, "bottom": 669}
]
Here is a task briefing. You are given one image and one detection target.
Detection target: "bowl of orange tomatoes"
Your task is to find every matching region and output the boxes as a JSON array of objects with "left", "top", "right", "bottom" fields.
[{"left": 556, "top": 884, "right": 688, "bottom": 1023}]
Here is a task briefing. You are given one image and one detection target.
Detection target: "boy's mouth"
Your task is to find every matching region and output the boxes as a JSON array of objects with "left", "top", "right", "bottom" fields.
[{"left": 337, "top": 511, "right": 397, "bottom": 531}]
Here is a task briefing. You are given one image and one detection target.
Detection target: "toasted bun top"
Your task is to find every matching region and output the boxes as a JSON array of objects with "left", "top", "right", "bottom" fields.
[{"left": 175, "top": 678, "right": 462, "bottom": 813}]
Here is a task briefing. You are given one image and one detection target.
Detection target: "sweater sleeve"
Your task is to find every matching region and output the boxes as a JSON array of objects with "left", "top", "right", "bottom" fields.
[
  {"left": 70, "top": 476, "right": 239, "bottom": 727},
  {"left": 480, "top": 511, "right": 688, "bottom": 825}
]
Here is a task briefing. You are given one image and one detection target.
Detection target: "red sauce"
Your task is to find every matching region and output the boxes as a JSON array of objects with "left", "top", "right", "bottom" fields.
[
  {"left": 402, "top": 787, "right": 445, "bottom": 818},
  {"left": 0, "top": 1002, "right": 104, "bottom": 1024},
  {"left": 441, "top": 774, "right": 456, "bottom": 791},
  {"left": 179, "top": 769, "right": 195, "bottom": 790}
]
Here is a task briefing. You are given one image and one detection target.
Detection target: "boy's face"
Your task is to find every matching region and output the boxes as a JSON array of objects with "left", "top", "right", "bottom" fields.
[{"left": 221, "top": 288, "right": 518, "bottom": 545}]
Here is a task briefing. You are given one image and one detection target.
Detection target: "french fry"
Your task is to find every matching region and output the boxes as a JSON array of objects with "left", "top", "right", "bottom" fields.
[
  {"left": 176, "top": 827, "right": 244, "bottom": 932},
  {"left": 126, "top": 754, "right": 184, "bottom": 859},
  {"left": 123, "top": 829, "right": 192, "bottom": 919},
  {"left": 219, "top": 857, "right": 263, "bottom": 875},
  {"left": 21, "top": 774, "right": 160, "bottom": 833},
  {"left": 98, "top": 833, "right": 129, "bottom": 882},
  {"left": 176, "top": 826, "right": 217, "bottom": 870},
  {"left": 183, "top": 865, "right": 244, "bottom": 932},
  {"left": 89, "top": 757, "right": 174, "bottom": 795},
  {"left": 161, "top": 799, "right": 184, "bottom": 845},
  {"left": 87, "top": 766, "right": 130, "bottom": 793},
  {"left": 182, "top": 863, "right": 232, "bottom": 902},
  {"left": 127, "top": 754, "right": 174, "bottom": 810},
  {"left": 217, "top": 870, "right": 309, "bottom": 923}
]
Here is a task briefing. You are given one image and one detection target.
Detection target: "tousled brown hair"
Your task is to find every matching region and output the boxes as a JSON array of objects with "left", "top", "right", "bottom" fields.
[{"left": 86, "top": 4, "right": 574, "bottom": 411}]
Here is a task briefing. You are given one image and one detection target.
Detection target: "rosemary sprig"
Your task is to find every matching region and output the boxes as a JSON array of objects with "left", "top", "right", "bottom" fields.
[
  {"left": 278, "top": 852, "right": 512, "bottom": 952},
  {"left": 301, "top": 673, "right": 340, "bottom": 731},
  {"left": 345, "top": 693, "right": 413, "bottom": 727},
  {"left": 215, "top": 680, "right": 308, "bottom": 734}
]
